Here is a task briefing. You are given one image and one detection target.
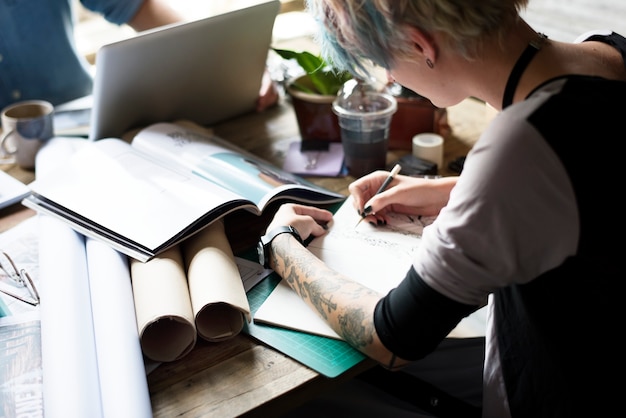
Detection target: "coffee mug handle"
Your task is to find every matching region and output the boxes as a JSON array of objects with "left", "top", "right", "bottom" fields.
[{"left": 0, "top": 129, "right": 17, "bottom": 156}]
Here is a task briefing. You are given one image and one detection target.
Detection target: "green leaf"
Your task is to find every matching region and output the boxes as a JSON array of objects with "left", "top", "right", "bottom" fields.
[{"left": 272, "top": 48, "right": 352, "bottom": 96}]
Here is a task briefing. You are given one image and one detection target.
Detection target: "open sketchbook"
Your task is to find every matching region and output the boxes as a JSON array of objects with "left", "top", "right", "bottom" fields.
[
  {"left": 23, "top": 122, "right": 345, "bottom": 262},
  {"left": 254, "top": 196, "right": 487, "bottom": 339}
]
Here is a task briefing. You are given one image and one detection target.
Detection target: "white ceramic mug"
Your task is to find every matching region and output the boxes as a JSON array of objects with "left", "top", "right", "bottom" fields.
[{"left": 1, "top": 100, "right": 54, "bottom": 169}]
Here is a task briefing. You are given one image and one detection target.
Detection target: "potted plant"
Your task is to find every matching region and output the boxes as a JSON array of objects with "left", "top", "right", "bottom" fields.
[
  {"left": 272, "top": 48, "right": 352, "bottom": 150},
  {"left": 383, "top": 82, "right": 449, "bottom": 151},
  {"left": 273, "top": 48, "right": 448, "bottom": 152}
]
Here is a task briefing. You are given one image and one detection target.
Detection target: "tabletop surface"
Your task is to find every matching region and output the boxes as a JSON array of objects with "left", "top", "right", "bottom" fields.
[
  {"left": 1, "top": 95, "right": 488, "bottom": 417},
  {"left": 5, "top": 0, "right": 625, "bottom": 414}
]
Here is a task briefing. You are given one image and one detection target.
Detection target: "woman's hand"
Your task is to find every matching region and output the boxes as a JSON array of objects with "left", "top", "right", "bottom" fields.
[
  {"left": 256, "top": 69, "right": 280, "bottom": 112},
  {"left": 349, "top": 171, "right": 458, "bottom": 223},
  {"left": 265, "top": 203, "right": 333, "bottom": 242}
]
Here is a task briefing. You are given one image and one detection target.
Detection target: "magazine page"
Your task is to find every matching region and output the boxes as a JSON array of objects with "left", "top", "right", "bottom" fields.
[
  {"left": 131, "top": 122, "right": 345, "bottom": 209},
  {"left": 25, "top": 137, "right": 253, "bottom": 261},
  {"left": 25, "top": 124, "right": 343, "bottom": 262}
]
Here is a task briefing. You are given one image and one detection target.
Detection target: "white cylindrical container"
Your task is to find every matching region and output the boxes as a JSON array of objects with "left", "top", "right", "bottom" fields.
[{"left": 412, "top": 132, "right": 444, "bottom": 170}]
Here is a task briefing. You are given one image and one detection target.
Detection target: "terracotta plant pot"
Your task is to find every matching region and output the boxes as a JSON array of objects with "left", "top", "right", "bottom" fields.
[
  {"left": 384, "top": 83, "right": 449, "bottom": 151},
  {"left": 286, "top": 75, "right": 341, "bottom": 151},
  {"left": 287, "top": 77, "right": 449, "bottom": 152}
]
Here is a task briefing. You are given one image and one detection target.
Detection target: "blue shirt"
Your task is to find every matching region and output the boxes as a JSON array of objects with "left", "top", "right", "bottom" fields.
[{"left": 0, "top": 0, "right": 143, "bottom": 110}]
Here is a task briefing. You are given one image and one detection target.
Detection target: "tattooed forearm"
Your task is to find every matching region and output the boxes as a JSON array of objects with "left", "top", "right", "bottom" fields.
[
  {"left": 273, "top": 235, "right": 381, "bottom": 348},
  {"left": 304, "top": 280, "right": 339, "bottom": 319},
  {"left": 279, "top": 242, "right": 344, "bottom": 318},
  {"left": 269, "top": 233, "right": 404, "bottom": 366},
  {"left": 338, "top": 307, "right": 376, "bottom": 349}
]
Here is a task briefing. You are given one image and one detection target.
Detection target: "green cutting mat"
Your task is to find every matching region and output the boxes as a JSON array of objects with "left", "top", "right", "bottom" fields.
[{"left": 243, "top": 273, "right": 366, "bottom": 378}]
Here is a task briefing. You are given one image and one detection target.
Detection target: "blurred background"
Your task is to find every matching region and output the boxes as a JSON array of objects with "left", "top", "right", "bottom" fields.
[{"left": 74, "top": 0, "right": 626, "bottom": 68}]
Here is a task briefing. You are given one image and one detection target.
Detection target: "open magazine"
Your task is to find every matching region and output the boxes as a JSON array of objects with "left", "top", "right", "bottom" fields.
[{"left": 23, "top": 122, "right": 345, "bottom": 262}]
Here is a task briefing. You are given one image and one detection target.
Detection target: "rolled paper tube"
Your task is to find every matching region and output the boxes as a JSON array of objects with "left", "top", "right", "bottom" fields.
[
  {"left": 412, "top": 132, "right": 444, "bottom": 170},
  {"left": 85, "top": 238, "right": 152, "bottom": 418},
  {"left": 130, "top": 246, "right": 196, "bottom": 362},
  {"left": 182, "top": 220, "right": 251, "bottom": 342}
]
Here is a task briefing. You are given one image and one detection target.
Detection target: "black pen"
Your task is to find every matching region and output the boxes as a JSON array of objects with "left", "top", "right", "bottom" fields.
[{"left": 355, "top": 164, "right": 402, "bottom": 227}]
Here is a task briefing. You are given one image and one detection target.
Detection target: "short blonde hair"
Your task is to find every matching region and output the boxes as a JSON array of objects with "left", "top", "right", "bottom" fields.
[{"left": 306, "top": 0, "right": 529, "bottom": 75}]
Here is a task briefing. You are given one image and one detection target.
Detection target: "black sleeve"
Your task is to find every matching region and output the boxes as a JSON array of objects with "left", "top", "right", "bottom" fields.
[{"left": 374, "top": 265, "right": 480, "bottom": 361}]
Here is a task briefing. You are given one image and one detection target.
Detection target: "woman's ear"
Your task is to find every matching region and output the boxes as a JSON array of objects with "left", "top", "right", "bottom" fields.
[{"left": 407, "top": 27, "right": 437, "bottom": 63}]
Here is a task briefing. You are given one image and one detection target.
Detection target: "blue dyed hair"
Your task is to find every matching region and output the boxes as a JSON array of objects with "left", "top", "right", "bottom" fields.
[{"left": 306, "top": 0, "right": 528, "bottom": 78}]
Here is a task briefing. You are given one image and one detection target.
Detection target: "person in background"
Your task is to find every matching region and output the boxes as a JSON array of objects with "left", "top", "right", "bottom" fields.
[
  {"left": 0, "top": 0, "right": 278, "bottom": 113},
  {"left": 260, "top": 0, "right": 625, "bottom": 416}
]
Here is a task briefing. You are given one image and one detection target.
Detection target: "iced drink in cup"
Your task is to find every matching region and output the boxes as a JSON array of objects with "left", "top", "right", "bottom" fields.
[{"left": 332, "top": 81, "right": 397, "bottom": 177}]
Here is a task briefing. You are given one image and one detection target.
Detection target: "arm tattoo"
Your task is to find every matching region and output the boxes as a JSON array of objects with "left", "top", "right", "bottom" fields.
[
  {"left": 273, "top": 235, "right": 380, "bottom": 351},
  {"left": 338, "top": 306, "right": 376, "bottom": 350}
]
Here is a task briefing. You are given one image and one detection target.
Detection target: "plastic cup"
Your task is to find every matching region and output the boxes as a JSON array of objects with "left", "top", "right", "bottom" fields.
[{"left": 333, "top": 90, "right": 397, "bottom": 177}]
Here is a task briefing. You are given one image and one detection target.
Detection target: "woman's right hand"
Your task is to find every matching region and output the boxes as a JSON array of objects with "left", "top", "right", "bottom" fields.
[{"left": 348, "top": 172, "right": 458, "bottom": 221}]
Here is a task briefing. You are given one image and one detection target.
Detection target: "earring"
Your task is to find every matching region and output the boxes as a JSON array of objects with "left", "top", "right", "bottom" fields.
[{"left": 426, "top": 58, "right": 434, "bottom": 69}]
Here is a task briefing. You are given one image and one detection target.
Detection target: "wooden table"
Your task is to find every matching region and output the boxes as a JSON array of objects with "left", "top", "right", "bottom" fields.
[{"left": 0, "top": 95, "right": 488, "bottom": 417}]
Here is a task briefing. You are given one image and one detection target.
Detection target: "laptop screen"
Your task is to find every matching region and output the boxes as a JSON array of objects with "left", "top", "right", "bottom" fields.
[{"left": 85, "top": 0, "right": 280, "bottom": 140}]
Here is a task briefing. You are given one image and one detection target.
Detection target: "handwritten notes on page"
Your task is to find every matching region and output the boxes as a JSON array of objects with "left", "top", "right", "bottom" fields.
[{"left": 254, "top": 196, "right": 433, "bottom": 339}]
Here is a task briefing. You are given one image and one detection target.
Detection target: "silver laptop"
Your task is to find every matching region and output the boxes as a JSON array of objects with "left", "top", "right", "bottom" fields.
[{"left": 83, "top": 0, "right": 279, "bottom": 140}]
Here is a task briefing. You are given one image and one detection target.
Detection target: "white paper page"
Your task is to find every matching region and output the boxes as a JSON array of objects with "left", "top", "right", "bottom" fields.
[
  {"left": 130, "top": 122, "right": 227, "bottom": 169},
  {"left": 86, "top": 238, "right": 152, "bottom": 418},
  {"left": 0, "top": 218, "right": 43, "bottom": 418},
  {"left": 37, "top": 137, "right": 103, "bottom": 418},
  {"left": 29, "top": 137, "right": 246, "bottom": 253},
  {"left": 254, "top": 196, "right": 426, "bottom": 339},
  {"left": 0, "top": 170, "right": 30, "bottom": 210},
  {"left": 131, "top": 123, "right": 344, "bottom": 210},
  {"left": 0, "top": 311, "right": 43, "bottom": 418},
  {"left": 39, "top": 215, "right": 103, "bottom": 418},
  {"left": 254, "top": 197, "right": 487, "bottom": 339}
]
